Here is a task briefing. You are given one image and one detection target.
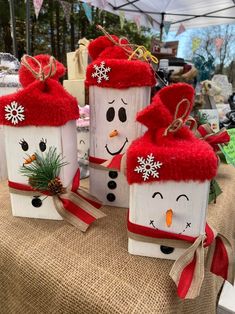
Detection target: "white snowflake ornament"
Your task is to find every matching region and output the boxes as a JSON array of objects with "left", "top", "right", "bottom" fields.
[
  {"left": 5, "top": 101, "right": 25, "bottom": 125},
  {"left": 92, "top": 61, "right": 111, "bottom": 84},
  {"left": 134, "top": 153, "right": 162, "bottom": 181}
]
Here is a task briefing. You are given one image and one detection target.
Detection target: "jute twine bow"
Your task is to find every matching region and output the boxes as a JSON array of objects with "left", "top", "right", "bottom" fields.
[
  {"left": 21, "top": 54, "right": 57, "bottom": 81},
  {"left": 164, "top": 98, "right": 196, "bottom": 136},
  {"left": 97, "top": 25, "right": 158, "bottom": 64}
]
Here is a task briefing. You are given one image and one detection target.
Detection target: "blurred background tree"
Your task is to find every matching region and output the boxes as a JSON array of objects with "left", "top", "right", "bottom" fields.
[
  {"left": 184, "top": 24, "right": 235, "bottom": 82},
  {"left": 0, "top": 0, "right": 151, "bottom": 65}
]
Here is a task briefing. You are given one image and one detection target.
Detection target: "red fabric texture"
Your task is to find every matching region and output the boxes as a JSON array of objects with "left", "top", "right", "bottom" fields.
[
  {"left": 19, "top": 54, "right": 65, "bottom": 87},
  {"left": 0, "top": 79, "right": 79, "bottom": 126},
  {"left": 85, "top": 35, "right": 156, "bottom": 88},
  {"left": 177, "top": 256, "right": 196, "bottom": 299},
  {"left": 210, "top": 237, "right": 228, "bottom": 280},
  {"left": 128, "top": 216, "right": 230, "bottom": 298},
  {"left": 8, "top": 168, "right": 100, "bottom": 225},
  {"left": 197, "top": 125, "right": 230, "bottom": 152},
  {"left": 126, "top": 83, "right": 218, "bottom": 183},
  {"left": 59, "top": 198, "right": 96, "bottom": 224},
  {"left": 89, "top": 156, "right": 107, "bottom": 164},
  {"left": 128, "top": 216, "right": 196, "bottom": 243}
]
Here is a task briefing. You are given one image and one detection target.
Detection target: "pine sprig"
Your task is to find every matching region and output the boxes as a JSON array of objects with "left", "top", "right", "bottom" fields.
[{"left": 20, "top": 147, "right": 68, "bottom": 191}]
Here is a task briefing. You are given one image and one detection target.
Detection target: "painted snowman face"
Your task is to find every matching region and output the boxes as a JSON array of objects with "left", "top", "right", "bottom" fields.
[
  {"left": 130, "top": 180, "right": 210, "bottom": 237},
  {"left": 3, "top": 122, "right": 78, "bottom": 219},
  {"left": 4, "top": 121, "right": 77, "bottom": 186},
  {"left": 4, "top": 125, "right": 62, "bottom": 183},
  {"left": 77, "top": 128, "right": 89, "bottom": 160},
  {"left": 89, "top": 86, "right": 150, "bottom": 159}
]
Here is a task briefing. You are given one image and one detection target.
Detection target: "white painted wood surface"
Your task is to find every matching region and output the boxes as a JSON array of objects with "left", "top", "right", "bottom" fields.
[
  {"left": 89, "top": 86, "right": 150, "bottom": 207},
  {"left": 129, "top": 180, "right": 210, "bottom": 260},
  {"left": 63, "top": 79, "right": 85, "bottom": 107},
  {"left": 0, "top": 126, "right": 7, "bottom": 181},
  {"left": 0, "top": 84, "right": 21, "bottom": 181},
  {"left": 4, "top": 120, "right": 78, "bottom": 220},
  {"left": 218, "top": 281, "right": 235, "bottom": 314}
]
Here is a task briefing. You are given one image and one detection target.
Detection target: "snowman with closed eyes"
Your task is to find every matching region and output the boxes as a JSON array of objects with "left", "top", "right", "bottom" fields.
[
  {"left": 126, "top": 83, "right": 218, "bottom": 259},
  {"left": 86, "top": 34, "right": 155, "bottom": 207},
  {"left": 126, "top": 83, "right": 233, "bottom": 299}
]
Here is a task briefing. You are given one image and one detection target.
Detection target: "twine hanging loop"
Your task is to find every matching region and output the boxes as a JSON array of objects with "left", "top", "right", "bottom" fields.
[
  {"left": 21, "top": 54, "right": 57, "bottom": 81},
  {"left": 164, "top": 98, "right": 195, "bottom": 136}
]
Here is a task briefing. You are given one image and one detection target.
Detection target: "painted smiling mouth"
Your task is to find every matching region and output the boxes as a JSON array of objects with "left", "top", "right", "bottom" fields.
[
  {"left": 149, "top": 220, "right": 191, "bottom": 234},
  {"left": 105, "top": 137, "right": 128, "bottom": 156}
]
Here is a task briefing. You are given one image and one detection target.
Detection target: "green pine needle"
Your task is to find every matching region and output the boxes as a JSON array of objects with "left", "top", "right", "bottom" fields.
[{"left": 20, "top": 147, "right": 68, "bottom": 191}]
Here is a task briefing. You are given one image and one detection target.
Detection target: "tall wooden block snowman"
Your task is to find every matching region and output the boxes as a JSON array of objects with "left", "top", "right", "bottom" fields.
[
  {"left": 126, "top": 83, "right": 233, "bottom": 298},
  {"left": 86, "top": 35, "right": 155, "bottom": 207}
]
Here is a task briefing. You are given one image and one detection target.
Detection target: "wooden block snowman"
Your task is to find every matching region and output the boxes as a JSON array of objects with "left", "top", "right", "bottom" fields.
[
  {"left": 126, "top": 83, "right": 233, "bottom": 298},
  {"left": 0, "top": 54, "right": 105, "bottom": 231},
  {"left": 77, "top": 105, "right": 90, "bottom": 179},
  {"left": 86, "top": 34, "right": 156, "bottom": 207}
]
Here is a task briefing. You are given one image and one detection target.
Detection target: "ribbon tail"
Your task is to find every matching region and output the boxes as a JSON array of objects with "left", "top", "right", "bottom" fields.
[
  {"left": 53, "top": 196, "right": 90, "bottom": 232},
  {"left": 75, "top": 189, "right": 102, "bottom": 209},
  {"left": 101, "top": 153, "right": 126, "bottom": 172},
  {"left": 207, "top": 233, "right": 234, "bottom": 284},
  {"left": 53, "top": 190, "right": 106, "bottom": 232},
  {"left": 170, "top": 235, "right": 205, "bottom": 299}
]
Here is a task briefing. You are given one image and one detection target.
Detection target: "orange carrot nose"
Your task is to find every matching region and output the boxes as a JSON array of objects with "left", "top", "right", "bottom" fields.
[
  {"left": 109, "top": 130, "right": 119, "bottom": 138},
  {"left": 166, "top": 209, "right": 173, "bottom": 227},
  {"left": 24, "top": 154, "right": 36, "bottom": 165}
]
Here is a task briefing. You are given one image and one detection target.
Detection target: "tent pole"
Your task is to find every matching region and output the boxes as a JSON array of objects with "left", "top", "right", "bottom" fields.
[
  {"left": 8, "top": 0, "right": 18, "bottom": 58},
  {"left": 160, "top": 12, "right": 165, "bottom": 42},
  {"left": 26, "top": 0, "right": 31, "bottom": 55}
]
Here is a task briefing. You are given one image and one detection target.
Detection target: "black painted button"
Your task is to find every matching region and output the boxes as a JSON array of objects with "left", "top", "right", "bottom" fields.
[
  {"left": 160, "top": 245, "right": 175, "bottom": 254},
  {"left": 32, "top": 197, "right": 42, "bottom": 208},
  {"left": 109, "top": 171, "right": 118, "bottom": 179},
  {"left": 107, "top": 193, "right": 116, "bottom": 202},
  {"left": 108, "top": 180, "right": 117, "bottom": 190}
]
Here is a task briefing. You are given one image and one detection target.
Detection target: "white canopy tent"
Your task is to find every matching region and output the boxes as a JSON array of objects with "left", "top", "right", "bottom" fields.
[{"left": 82, "top": 0, "right": 235, "bottom": 39}]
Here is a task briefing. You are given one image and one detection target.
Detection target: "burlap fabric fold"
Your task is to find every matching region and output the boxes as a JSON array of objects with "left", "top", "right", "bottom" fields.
[{"left": 0, "top": 164, "right": 234, "bottom": 314}]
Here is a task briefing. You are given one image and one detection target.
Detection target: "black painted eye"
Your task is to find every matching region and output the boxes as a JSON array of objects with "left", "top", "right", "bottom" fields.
[
  {"left": 176, "top": 194, "right": 189, "bottom": 201},
  {"left": 106, "top": 107, "right": 115, "bottom": 122},
  {"left": 152, "top": 192, "right": 163, "bottom": 199},
  {"left": 118, "top": 107, "right": 127, "bottom": 122},
  {"left": 19, "top": 139, "right": 29, "bottom": 151},
  {"left": 39, "top": 138, "right": 47, "bottom": 152}
]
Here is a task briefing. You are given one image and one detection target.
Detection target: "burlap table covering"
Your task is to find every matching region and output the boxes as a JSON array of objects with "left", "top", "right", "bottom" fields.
[{"left": 0, "top": 164, "right": 234, "bottom": 314}]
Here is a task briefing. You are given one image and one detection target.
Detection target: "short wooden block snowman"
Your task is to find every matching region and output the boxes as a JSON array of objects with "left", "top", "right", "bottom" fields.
[
  {"left": 127, "top": 83, "right": 217, "bottom": 258},
  {"left": 0, "top": 55, "right": 105, "bottom": 231},
  {"left": 126, "top": 83, "right": 234, "bottom": 298},
  {"left": 86, "top": 34, "right": 156, "bottom": 207}
]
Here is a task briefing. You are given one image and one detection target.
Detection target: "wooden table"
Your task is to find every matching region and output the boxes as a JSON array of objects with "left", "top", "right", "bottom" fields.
[{"left": 0, "top": 164, "right": 234, "bottom": 314}]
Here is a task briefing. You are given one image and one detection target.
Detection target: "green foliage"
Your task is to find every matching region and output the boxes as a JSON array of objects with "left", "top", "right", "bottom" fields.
[
  {"left": 0, "top": 0, "right": 152, "bottom": 63},
  {"left": 192, "top": 54, "right": 215, "bottom": 81},
  {"left": 20, "top": 147, "right": 68, "bottom": 191}
]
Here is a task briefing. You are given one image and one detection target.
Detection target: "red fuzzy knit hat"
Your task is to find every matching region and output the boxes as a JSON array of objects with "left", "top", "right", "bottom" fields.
[
  {"left": 85, "top": 35, "right": 156, "bottom": 88},
  {"left": 0, "top": 55, "right": 79, "bottom": 127},
  {"left": 19, "top": 54, "right": 65, "bottom": 87},
  {"left": 126, "top": 83, "right": 218, "bottom": 183}
]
